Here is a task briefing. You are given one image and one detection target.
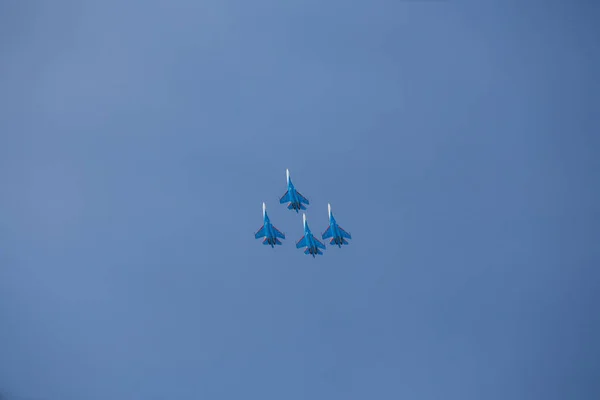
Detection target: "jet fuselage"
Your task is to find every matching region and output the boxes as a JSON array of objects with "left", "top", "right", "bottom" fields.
[
  {"left": 296, "top": 214, "right": 326, "bottom": 257},
  {"left": 322, "top": 204, "right": 351, "bottom": 247},
  {"left": 280, "top": 169, "right": 309, "bottom": 213}
]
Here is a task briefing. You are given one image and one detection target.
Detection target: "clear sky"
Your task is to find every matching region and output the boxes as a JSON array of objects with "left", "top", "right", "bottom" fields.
[{"left": 1, "top": 1, "right": 599, "bottom": 399}]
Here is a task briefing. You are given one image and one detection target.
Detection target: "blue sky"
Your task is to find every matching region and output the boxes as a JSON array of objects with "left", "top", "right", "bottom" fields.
[{"left": 1, "top": 1, "right": 599, "bottom": 399}]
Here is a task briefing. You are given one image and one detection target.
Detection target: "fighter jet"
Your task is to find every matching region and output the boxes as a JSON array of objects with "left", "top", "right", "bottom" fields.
[
  {"left": 279, "top": 169, "right": 309, "bottom": 213},
  {"left": 296, "top": 213, "right": 326, "bottom": 258},
  {"left": 254, "top": 202, "right": 285, "bottom": 247},
  {"left": 322, "top": 203, "right": 352, "bottom": 247}
]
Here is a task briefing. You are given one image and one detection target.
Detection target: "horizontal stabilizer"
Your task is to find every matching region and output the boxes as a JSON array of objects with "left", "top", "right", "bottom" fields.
[
  {"left": 342, "top": 238, "right": 349, "bottom": 245},
  {"left": 262, "top": 238, "right": 270, "bottom": 245},
  {"left": 304, "top": 248, "right": 323, "bottom": 255},
  {"left": 287, "top": 203, "right": 304, "bottom": 211},
  {"left": 275, "top": 238, "right": 283, "bottom": 245},
  {"left": 255, "top": 225, "right": 265, "bottom": 239}
]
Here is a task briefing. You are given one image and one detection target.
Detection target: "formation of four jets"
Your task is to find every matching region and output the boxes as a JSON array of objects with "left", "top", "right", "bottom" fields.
[{"left": 254, "top": 169, "right": 352, "bottom": 258}]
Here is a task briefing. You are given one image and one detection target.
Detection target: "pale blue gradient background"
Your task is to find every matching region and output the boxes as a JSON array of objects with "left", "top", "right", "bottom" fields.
[{"left": 1, "top": 1, "right": 599, "bottom": 399}]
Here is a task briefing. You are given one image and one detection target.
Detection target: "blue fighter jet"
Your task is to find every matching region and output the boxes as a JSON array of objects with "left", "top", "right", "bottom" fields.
[
  {"left": 254, "top": 202, "right": 285, "bottom": 247},
  {"left": 322, "top": 203, "right": 352, "bottom": 247},
  {"left": 279, "top": 169, "right": 309, "bottom": 213},
  {"left": 296, "top": 213, "right": 326, "bottom": 257}
]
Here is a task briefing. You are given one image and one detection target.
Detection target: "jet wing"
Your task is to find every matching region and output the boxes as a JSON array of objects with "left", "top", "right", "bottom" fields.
[
  {"left": 315, "top": 238, "right": 326, "bottom": 250},
  {"left": 272, "top": 226, "right": 285, "bottom": 239},
  {"left": 339, "top": 227, "right": 351, "bottom": 239},
  {"left": 255, "top": 225, "right": 265, "bottom": 239},
  {"left": 279, "top": 190, "right": 290, "bottom": 204},
  {"left": 296, "top": 191, "right": 309, "bottom": 205},
  {"left": 322, "top": 226, "right": 332, "bottom": 239},
  {"left": 296, "top": 236, "right": 308, "bottom": 249}
]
